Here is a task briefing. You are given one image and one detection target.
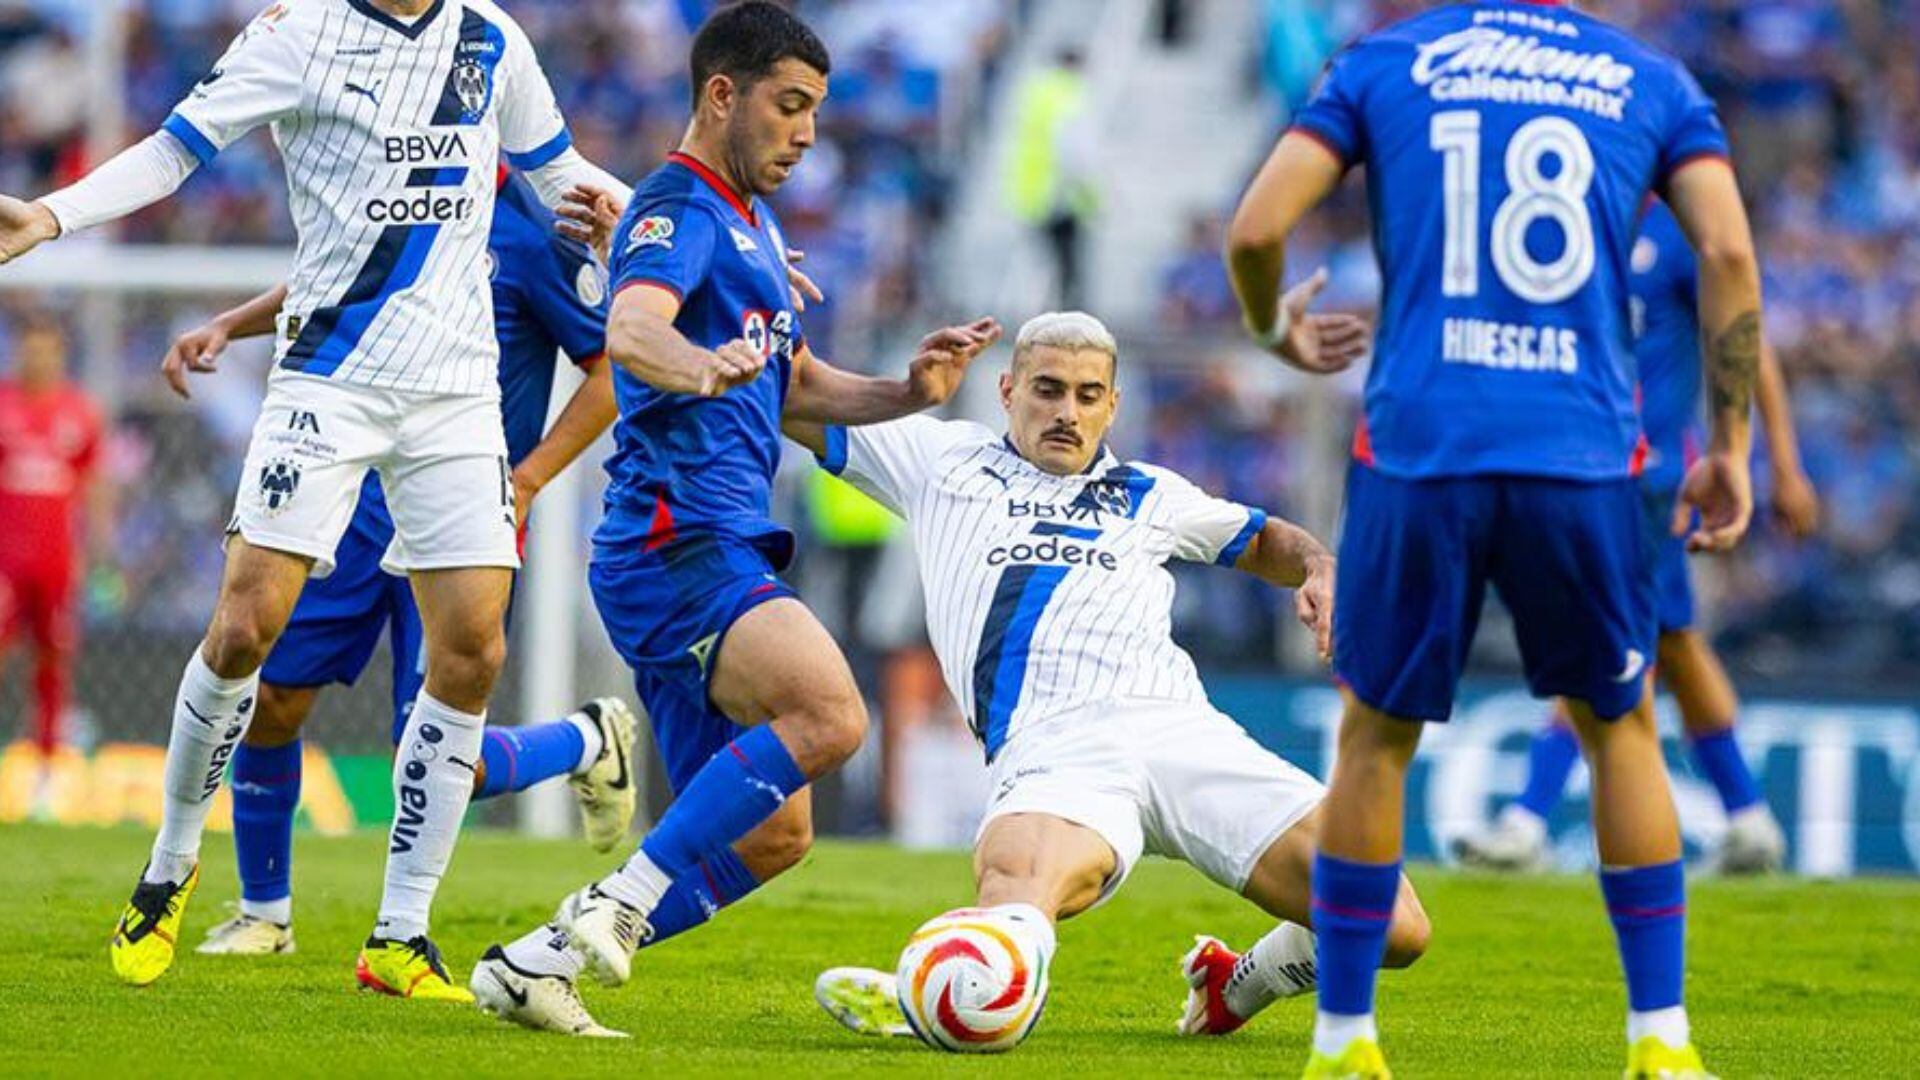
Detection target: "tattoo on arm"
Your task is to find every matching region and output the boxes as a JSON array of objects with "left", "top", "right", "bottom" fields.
[{"left": 1708, "top": 311, "right": 1760, "bottom": 418}]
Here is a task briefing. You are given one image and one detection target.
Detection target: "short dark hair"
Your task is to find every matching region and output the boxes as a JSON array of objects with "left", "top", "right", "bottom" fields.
[{"left": 690, "top": 2, "right": 831, "bottom": 100}]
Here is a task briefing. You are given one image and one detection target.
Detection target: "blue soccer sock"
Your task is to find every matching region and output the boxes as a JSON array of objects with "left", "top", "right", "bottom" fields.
[
  {"left": 231, "top": 740, "right": 302, "bottom": 925},
  {"left": 1600, "top": 860, "right": 1687, "bottom": 1032},
  {"left": 1311, "top": 853, "right": 1400, "bottom": 1055},
  {"left": 475, "top": 718, "right": 591, "bottom": 800},
  {"left": 1686, "top": 727, "right": 1762, "bottom": 815},
  {"left": 1515, "top": 721, "right": 1581, "bottom": 821},
  {"left": 640, "top": 848, "right": 762, "bottom": 948},
  {"left": 600, "top": 725, "right": 806, "bottom": 914}
]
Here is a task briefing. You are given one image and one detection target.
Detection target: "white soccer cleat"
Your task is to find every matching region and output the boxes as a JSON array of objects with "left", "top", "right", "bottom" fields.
[
  {"left": 814, "top": 966, "right": 914, "bottom": 1038},
  {"left": 553, "top": 884, "right": 648, "bottom": 987},
  {"left": 471, "top": 945, "right": 627, "bottom": 1038},
  {"left": 1452, "top": 807, "right": 1551, "bottom": 872},
  {"left": 196, "top": 910, "right": 296, "bottom": 956},
  {"left": 568, "top": 698, "right": 640, "bottom": 853},
  {"left": 1713, "top": 805, "right": 1786, "bottom": 875}
]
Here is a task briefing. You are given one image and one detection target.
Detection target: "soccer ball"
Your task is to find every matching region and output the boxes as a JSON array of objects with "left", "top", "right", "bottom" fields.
[{"left": 894, "top": 906, "right": 1051, "bottom": 1053}]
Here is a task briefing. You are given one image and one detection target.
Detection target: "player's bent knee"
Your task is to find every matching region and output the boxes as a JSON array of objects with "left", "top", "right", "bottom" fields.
[
  {"left": 201, "top": 605, "right": 281, "bottom": 677},
  {"left": 789, "top": 691, "right": 869, "bottom": 769}
]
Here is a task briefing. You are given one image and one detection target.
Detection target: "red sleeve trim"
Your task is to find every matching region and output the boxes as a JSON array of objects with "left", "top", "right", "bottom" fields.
[
  {"left": 570, "top": 350, "right": 606, "bottom": 371},
  {"left": 1657, "top": 151, "right": 1733, "bottom": 188}
]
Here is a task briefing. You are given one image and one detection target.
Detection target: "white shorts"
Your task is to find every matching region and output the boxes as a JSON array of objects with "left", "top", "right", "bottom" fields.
[
  {"left": 229, "top": 372, "right": 519, "bottom": 578},
  {"left": 977, "top": 699, "right": 1325, "bottom": 907}
]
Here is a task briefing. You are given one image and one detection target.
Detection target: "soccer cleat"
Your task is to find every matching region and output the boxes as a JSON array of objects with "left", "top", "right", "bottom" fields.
[
  {"left": 471, "top": 945, "right": 627, "bottom": 1038},
  {"left": 814, "top": 966, "right": 913, "bottom": 1038},
  {"left": 569, "top": 698, "right": 639, "bottom": 853},
  {"left": 111, "top": 864, "right": 200, "bottom": 986},
  {"left": 1301, "top": 1037, "right": 1393, "bottom": 1079},
  {"left": 1624, "top": 1036, "right": 1716, "bottom": 1079},
  {"left": 553, "top": 884, "right": 648, "bottom": 987},
  {"left": 355, "top": 935, "right": 474, "bottom": 1002},
  {"left": 197, "top": 910, "right": 295, "bottom": 956},
  {"left": 1713, "top": 806, "right": 1785, "bottom": 876},
  {"left": 1178, "top": 935, "right": 1246, "bottom": 1036},
  {"left": 1452, "top": 811, "right": 1551, "bottom": 873}
]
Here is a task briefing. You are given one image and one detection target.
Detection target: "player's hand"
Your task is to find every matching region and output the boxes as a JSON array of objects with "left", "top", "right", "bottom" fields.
[
  {"left": 509, "top": 467, "right": 541, "bottom": 529},
  {"left": 0, "top": 195, "right": 58, "bottom": 265},
  {"left": 699, "top": 339, "right": 767, "bottom": 396},
  {"left": 1295, "top": 554, "right": 1335, "bottom": 663},
  {"left": 1770, "top": 466, "right": 1821, "bottom": 540},
  {"left": 1254, "top": 268, "right": 1371, "bottom": 374},
  {"left": 1673, "top": 451, "right": 1753, "bottom": 553},
  {"left": 161, "top": 319, "right": 232, "bottom": 400},
  {"left": 786, "top": 248, "right": 825, "bottom": 312},
  {"left": 557, "top": 184, "right": 623, "bottom": 262},
  {"left": 907, "top": 317, "right": 1002, "bottom": 407}
]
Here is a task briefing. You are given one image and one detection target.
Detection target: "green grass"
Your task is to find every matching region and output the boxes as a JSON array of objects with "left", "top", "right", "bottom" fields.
[{"left": 0, "top": 825, "right": 1914, "bottom": 1077}]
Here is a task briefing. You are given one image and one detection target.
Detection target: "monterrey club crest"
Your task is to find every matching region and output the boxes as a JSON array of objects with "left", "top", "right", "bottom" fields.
[
  {"left": 454, "top": 59, "right": 490, "bottom": 121},
  {"left": 258, "top": 457, "right": 302, "bottom": 516}
]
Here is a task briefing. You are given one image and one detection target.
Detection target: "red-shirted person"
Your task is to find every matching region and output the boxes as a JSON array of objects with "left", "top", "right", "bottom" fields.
[{"left": 0, "top": 317, "right": 104, "bottom": 771}]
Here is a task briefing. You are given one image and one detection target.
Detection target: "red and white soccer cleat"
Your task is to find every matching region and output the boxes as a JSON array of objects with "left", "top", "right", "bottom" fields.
[{"left": 1178, "top": 935, "right": 1247, "bottom": 1036}]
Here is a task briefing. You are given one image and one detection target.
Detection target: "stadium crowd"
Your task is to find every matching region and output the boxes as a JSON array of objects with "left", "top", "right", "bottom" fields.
[{"left": 1, "top": 0, "right": 1918, "bottom": 687}]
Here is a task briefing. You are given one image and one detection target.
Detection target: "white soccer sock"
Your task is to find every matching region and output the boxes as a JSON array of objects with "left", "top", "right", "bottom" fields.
[
  {"left": 1627, "top": 1004, "right": 1690, "bottom": 1047},
  {"left": 374, "top": 692, "right": 484, "bottom": 942},
  {"left": 566, "top": 708, "right": 605, "bottom": 775},
  {"left": 147, "top": 651, "right": 259, "bottom": 885},
  {"left": 989, "top": 902, "right": 1057, "bottom": 958},
  {"left": 241, "top": 896, "right": 292, "bottom": 926},
  {"left": 1226, "top": 921, "right": 1318, "bottom": 1020},
  {"left": 502, "top": 922, "right": 586, "bottom": 979},
  {"left": 1313, "top": 1010, "right": 1379, "bottom": 1058},
  {"left": 597, "top": 850, "right": 672, "bottom": 914}
]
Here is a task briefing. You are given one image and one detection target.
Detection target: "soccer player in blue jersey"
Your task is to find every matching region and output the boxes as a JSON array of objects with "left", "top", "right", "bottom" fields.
[
  {"left": 1456, "top": 201, "right": 1821, "bottom": 877},
  {"left": 1227, "top": 4, "right": 1765, "bottom": 1077},
  {"left": 470, "top": 2, "right": 1000, "bottom": 1037},
  {"left": 157, "top": 169, "right": 631, "bottom": 983}
]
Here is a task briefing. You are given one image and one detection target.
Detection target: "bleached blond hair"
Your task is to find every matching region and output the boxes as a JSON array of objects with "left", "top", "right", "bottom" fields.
[{"left": 1012, "top": 311, "right": 1118, "bottom": 375}]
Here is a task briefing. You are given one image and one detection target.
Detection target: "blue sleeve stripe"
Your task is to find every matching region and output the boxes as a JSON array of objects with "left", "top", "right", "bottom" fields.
[
  {"left": 506, "top": 128, "right": 574, "bottom": 171},
  {"left": 1215, "top": 508, "right": 1267, "bottom": 567},
  {"left": 818, "top": 426, "right": 849, "bottom": 475},
  {"left": 161, "top": 113, "right": 218, "bottom": 166}
]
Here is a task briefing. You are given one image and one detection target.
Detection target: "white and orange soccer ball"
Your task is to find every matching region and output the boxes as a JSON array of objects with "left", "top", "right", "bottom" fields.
[{"left": 894, "top": 907, "right": 1052, "bottom": 1053}]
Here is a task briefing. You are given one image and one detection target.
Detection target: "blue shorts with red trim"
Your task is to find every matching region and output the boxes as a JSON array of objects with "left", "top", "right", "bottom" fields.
[
  {"left": 1332, "top": 465, "right": 1656, "bottom": 723},
  {"left": 1639, "top": 483, "right": 1695, "bottom": 635},
  {"left": 589, "top": 531, "right": 798, "bottom": 791}
]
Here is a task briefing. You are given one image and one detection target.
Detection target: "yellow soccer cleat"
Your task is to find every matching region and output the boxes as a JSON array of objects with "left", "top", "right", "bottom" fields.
[
  {"left": 355, "top": 935, "right": 475, "bottom": 1003},
  {"left": 1301, "top": 1038, "right": 1393, "bottom": 1080},
  {"left": 1624, "top": 1036, "right": 1716, "bottom": 1079},
  {"left": 111, "top": 865, "right": 200, "bottom": 987}
]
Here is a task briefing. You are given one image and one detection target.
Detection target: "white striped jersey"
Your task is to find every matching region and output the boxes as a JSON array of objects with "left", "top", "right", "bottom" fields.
[
  {"left": 163, "top": 0, "right": 573, "bottom": 396},
  {"left": 818, "top": 416, "right": 1268, "bottom": 761}
]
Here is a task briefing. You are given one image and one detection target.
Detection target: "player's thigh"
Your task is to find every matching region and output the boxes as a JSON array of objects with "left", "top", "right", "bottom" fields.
[
  {"left": 975, "top": 718, "right": 1144, "bottom": 919},
  {"left": 1333, "top": 465, "right": 1496, "bottom": 723},
  {"left": 1492, "top": 477, "right": 1656, "bottom": 722},
  {"left": 1137, "top": 706, "right": 1323, "bottom": 898},
  {"left": 379, "top": 391, "right": 518, "bottom": 579},
  {"left": 709, "top": 597, "right": 865, "bottom": 738},
  {"left": 974, "top": 812, "right": 1117, "bottom": 920},
  {"left": 230, "top": 373, "right": 388, "bottom": 579}
]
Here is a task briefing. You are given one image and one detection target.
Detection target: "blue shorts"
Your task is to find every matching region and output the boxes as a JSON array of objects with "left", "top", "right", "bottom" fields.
[
  {"left": 589, "top": 532, "right": 798, "bottom": 793},
  {"left": 260, "top": 493, "right": 424, "bottom": 742},
  {"left": 1640, "top": 484, "right": 1695, "bottom": 634},
  {"left": 1333, "top": 465, "right": 1656, "bottom": 723}
]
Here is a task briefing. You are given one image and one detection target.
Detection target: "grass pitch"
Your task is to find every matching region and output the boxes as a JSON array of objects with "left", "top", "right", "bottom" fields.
[{"left": 0, "top": 824, "right": 1913, "bottom": 1077}]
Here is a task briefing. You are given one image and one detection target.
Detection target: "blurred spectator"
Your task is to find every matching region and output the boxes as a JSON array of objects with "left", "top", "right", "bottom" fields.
[{"left": 1005, "top": 47, "right": 1097, "bottom": 308}]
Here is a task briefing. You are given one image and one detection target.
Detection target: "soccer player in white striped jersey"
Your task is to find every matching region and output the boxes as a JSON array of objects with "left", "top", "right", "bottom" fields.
[
  {"left": 796, "top": 310, "right": 1431, "bottom": 1048},
  {"left": 0, "top": 0, "right": 631, "bottom": 999}
]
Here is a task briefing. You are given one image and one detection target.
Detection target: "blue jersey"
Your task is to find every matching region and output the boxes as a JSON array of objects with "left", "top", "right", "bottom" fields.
[
  {"left": 1293, "top": 1, "right": 1729, "bottom": 480},
  {"left": 1630, "top": 201, "right": 1701, "bottom": 492},
  {"left": 356, "top": 170, "right": 609, "bottom": 533},
  {"left": 595, "top": 152, "right": 805, "bottom": 567}
]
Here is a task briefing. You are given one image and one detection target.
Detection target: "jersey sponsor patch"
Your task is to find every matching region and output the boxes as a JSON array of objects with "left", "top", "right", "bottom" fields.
[{"left": 627, "top": 215, "right": 674, "bottom": 252}]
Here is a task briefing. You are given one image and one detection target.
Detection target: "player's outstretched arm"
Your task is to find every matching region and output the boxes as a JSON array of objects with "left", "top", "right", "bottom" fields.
[
  {"left": 1666, "top": 158, "right": 1762, "bottom": 552},
  {"left": 0, "top": 130, "right": 201, "bottom": 265},
  {"left": 1225, "top": 133, "right": 1368, "bottom": 373},
  {"left": 783, "top": 319, "right": 1002, "bottom": 426},
  {"left": 1231, "top": 516, "right": 1336, "bottom": 661},
  {"left": 510, "top": 358, "right": 619, "bottom": 527},
  {"left": 607, "top": 283, "right": 765, "bottom": 397},
  {"left": 161, "top": 284, "right": 288, "bottom": 400}
]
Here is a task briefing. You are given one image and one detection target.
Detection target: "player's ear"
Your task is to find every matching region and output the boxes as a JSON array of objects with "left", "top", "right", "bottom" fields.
[
  {"left": 702, "top": 73, "right": 737, "bottom": 119},
  {"left": 999, "top": 369, "right": 1014, "bottom": 411}
]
